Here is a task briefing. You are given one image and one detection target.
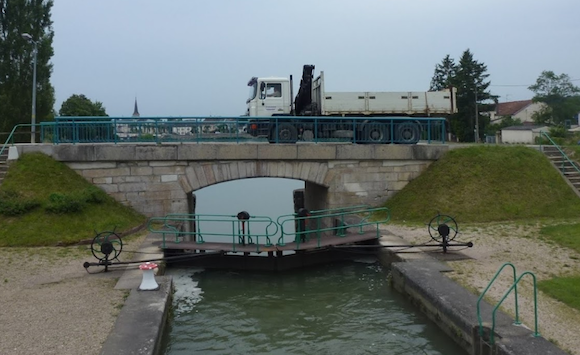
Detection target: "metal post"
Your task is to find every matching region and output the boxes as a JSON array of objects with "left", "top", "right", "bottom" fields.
[
  {"left": 475, "top": 85, "right": 479, "bottom": 143},
  {"left": 22, "top": 33, "right": 38, "bottom": 143},
  {"left": 31, "top": 43, "right": 37, "bottom": 143}
]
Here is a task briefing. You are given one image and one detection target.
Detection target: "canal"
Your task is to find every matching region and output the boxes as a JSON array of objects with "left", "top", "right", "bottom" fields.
[{"left": 161, "top": 178, "right": 467, "bottom": 354}]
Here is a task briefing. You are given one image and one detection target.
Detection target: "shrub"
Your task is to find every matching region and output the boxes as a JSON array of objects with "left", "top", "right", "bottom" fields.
[
  {"left": 0, "top": 190, "right": 41, "bottom": 216},
  {"left": 44, "top": 187, "right": 107, "bottom": 214},
  {"left": 45, "top": 193, "right": 85, "bottom": 214},
  {"left": 82, "top": 186, "right": 108, "bottom": 204}
]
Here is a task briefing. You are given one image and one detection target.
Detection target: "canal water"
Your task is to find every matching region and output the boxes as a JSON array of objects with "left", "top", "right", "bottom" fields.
[{"left": 162, "top": 178, "right": 466, "bottom": 354}]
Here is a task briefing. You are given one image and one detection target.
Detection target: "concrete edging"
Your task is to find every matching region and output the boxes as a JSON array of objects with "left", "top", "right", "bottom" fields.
[
  {"left": 100, "top": 233, "right": 172, "bottom": 355},
  {"left": 100, "top": 277, "right": 172, "bottom": 355}
]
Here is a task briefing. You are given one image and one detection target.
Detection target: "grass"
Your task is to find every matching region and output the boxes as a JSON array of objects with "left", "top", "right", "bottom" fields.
[
  {"left": 0, "top": 152, "right": 146, "bottom": 247},
  {"left": 539, "top": 223, "right": 580, "bottom": 254},
  {"left": 538, "top": 276, "right": 580, "bottom": 312},
  {"left": 380, "top": 145, "right": 580, "bottom": 223}
]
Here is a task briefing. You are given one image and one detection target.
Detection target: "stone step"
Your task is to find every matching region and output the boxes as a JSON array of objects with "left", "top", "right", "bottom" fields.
[{"left": 542, "top": 147, "right": 580, "bottom": 194}]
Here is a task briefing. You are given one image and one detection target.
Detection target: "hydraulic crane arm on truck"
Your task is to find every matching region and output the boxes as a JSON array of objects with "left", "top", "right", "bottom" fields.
[{"left": 246, "top": 65, "right": 456, "bottom": 144}]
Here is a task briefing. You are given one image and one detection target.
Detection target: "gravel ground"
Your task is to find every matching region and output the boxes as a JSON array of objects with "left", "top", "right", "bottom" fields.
[
  {"left": 0, "top": 233, "right": 146, "bottom": 355},
  {"left": 383, "top": 222, "right": 580, "bottom": 355}
]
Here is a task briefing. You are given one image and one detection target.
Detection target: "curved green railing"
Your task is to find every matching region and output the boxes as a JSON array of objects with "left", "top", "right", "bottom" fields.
[
  {"left": 490, "top": 271, "right": 540, "bottom": 344},
  {"left": 276, "top": 206, "right": 390, "bottom": 249},
  {"left": 147, "top": 213, "right": 278, "bottom": 253},
  {"left": 477, "top": 262, "right": 540, "bottom": 345},
  {"left": 147, "top": 206, "right": 390, "bottom": 252},
  {"left": 477, "top": 262, "right": 520, "bottom": 337},
  {"left": 0, "top": 123, "right": 32, "bottom": 158}
]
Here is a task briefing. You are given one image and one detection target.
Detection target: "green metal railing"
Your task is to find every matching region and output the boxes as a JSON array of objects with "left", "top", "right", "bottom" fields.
[
  {"left": 477, "top": 262, "right": 540, "bottom": 345},
  {"left": 147, "top": 213, "right": 278, "bottom": 253},
  {"left": 276, "top": 206, "right": 390, "bottom": 249},
  {"left": 490, "top": 272, "right": 540, "bottom": 344},
  {"left": 147, "top": 206, "right": 390, "bottom": 252},
  {"left": 0, "top": 123, "right": 32, "bottom": 158},
  {"left": 1, "top": 115, "right": 447, "bottom": 149},
  {"left": 540, "top": 131, "right": 580, "bottom": 175}
]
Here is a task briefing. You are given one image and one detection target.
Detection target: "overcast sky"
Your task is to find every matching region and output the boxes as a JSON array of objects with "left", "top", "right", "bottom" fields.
[{"left": 50, "top": 0, "right": 580, "bottom": 117}]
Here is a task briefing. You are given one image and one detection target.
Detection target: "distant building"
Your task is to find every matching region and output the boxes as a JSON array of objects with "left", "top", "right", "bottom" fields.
[
  {"left": 489, "top": 100, "right": 544, "bottom": 124},
  {"left": 132, "top": 98, "right": 140, "bottom": 118},
  {"left": 500, "top": 125, "right": 548, "bottom": 144}
]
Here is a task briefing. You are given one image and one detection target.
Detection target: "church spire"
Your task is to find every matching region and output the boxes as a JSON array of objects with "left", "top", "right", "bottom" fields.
[{"left": 132, "top": 98, "right": 140, "bottom": 117}]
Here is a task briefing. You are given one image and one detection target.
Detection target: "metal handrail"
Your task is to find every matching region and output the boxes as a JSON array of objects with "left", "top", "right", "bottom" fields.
[
  {"left": 276, "top": 206, "right": 390, "bottom": 249},
  {"left": 477, "top": 263, "right": 540, "bottom": 345},
  {"left": 0, "top": 123, "right": 31, "bottom": 158},
  {"left": 490, "top": 271, "right": 540, "bottom": 344},
  {"left": 540, "top": 131, "right": 580, "bottom": 175},
  {"left": 147, "top": 213, "right": 278, "bottom": 253},
  {"left": 148, "top": 207, "right": 390, "bottom": 252},
  {"left": 7, "top": 116, "right": 447, "bottom": 145},
  {"left": 275, "top": 205, "right": 371, "bottom": 225},
  {"left": 477, "top": 262, "right": 520, "bottom": 338}
]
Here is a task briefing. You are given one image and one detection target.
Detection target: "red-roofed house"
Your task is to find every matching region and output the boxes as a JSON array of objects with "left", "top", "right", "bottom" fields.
[{"left": 489, "top": 100, "right": 544, "bottom": 124}]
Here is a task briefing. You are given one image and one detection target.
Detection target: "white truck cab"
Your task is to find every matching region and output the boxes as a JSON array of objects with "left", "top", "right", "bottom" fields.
[{"left": 246, "top": 77, "right": 291, "bottom": 117}]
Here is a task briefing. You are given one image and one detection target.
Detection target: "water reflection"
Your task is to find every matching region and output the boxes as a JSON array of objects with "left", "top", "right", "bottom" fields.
[{"left": 164, "top": 261, "right": 466, "bottom": 355}]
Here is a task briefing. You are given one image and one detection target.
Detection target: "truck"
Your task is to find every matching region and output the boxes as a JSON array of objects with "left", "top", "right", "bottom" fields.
[{"left": 245, "top": 64, "right": 456, "bottom": 144}]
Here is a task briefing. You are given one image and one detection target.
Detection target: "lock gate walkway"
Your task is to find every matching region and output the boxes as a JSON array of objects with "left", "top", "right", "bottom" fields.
[{"left": 147, "top": 205, "right": 389, "bottom": 255}]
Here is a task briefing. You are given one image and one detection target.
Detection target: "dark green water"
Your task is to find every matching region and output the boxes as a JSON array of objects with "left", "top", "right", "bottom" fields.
[{"left": 163, "top": 259, "right": 466, "bottom": 355}]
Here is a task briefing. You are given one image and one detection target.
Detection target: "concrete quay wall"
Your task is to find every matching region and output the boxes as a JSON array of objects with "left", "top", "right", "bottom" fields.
[{"left": 13, "top": 143, "right": 447, "bottom": 217}]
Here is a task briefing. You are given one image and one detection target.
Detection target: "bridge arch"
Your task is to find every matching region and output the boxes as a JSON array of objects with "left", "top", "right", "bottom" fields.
[
  {"left": 181, "top": 161, "right": 331, "bottom": 213},
  {"left": 181, "top": 161, "right": 330, "bottom": 192}
]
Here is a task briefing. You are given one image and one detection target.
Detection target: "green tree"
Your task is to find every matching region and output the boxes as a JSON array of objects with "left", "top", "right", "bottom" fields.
[
  {"left": 59, "top": 94, "right": 108, "bottom": 116},
  {"left": 0, "top": 0, "right": 55, "bottom": 141},
  {"left": 429, "top": 54, "right": 457, "bottom": 91},
  {"left": 430, "top": 49, "right": 495, "bottom": 142},
  {"left": 528, "top": 71, "right": 580, "bottom": 126},
  {"left": 57, "top": 94, "right": 109, "bottom": 143}
]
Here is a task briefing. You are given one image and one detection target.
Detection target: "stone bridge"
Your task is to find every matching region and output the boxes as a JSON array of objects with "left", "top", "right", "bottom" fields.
[{"left": 11, "top": 143, "right": 448, "bottom": 217}]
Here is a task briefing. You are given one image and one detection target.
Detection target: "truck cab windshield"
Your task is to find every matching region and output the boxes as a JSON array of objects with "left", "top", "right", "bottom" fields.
[{"left": 247, "top": 81, "right": 257, "bottom": 103}]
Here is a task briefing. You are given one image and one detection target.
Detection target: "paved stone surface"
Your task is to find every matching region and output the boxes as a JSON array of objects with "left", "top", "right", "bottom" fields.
[{"left": 100, "top": 277, "right": 172, "bottom": 355}]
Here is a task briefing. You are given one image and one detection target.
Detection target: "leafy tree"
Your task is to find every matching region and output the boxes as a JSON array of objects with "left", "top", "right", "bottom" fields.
[
  {"left": 57, "top": 94, "right": 109, "bottom": 142},
  {"left": 0, "top": 0, "right": 55, "bottom": 141},
  {"left": 528, "top": 71, "right": 580, "bottom": 126},
  {"left": 429, "top": 55, "right": 457, "bottom": 91},
  {"left": 430, "top": 49, "right": 496, "bottom": 142},
  {"left": 59, "top": 94, "right": 108, "bottom": 116}
]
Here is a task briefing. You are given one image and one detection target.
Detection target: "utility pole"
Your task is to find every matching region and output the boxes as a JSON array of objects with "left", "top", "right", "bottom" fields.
[
  {"left": 475, "top": 85, "right": 480, "bottom": 143},
  {"left": 21, "top": 33, "right": 38, "bottom": 143}
]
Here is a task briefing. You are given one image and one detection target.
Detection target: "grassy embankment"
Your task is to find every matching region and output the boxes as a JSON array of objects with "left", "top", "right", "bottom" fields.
[
  {"left": 0, "top": 152, "right": 146, "bottom": 247},
  {"left": 379, "top": 145, "right": 580, "bottom": 311}
]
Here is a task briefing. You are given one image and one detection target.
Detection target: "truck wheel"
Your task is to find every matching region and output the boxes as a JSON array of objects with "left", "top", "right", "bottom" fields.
[
  {"left": 396, "top": 122, "right": 421, "bottom": 144},
  {"left": 270, "top": 123, "right": 298, "bottom": 143},
  {"left": 363, "top": 123, "right": 389, "bottom": 144},
  {"left": 301, "top": 129, "right": 315, "bottom": 141}
]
